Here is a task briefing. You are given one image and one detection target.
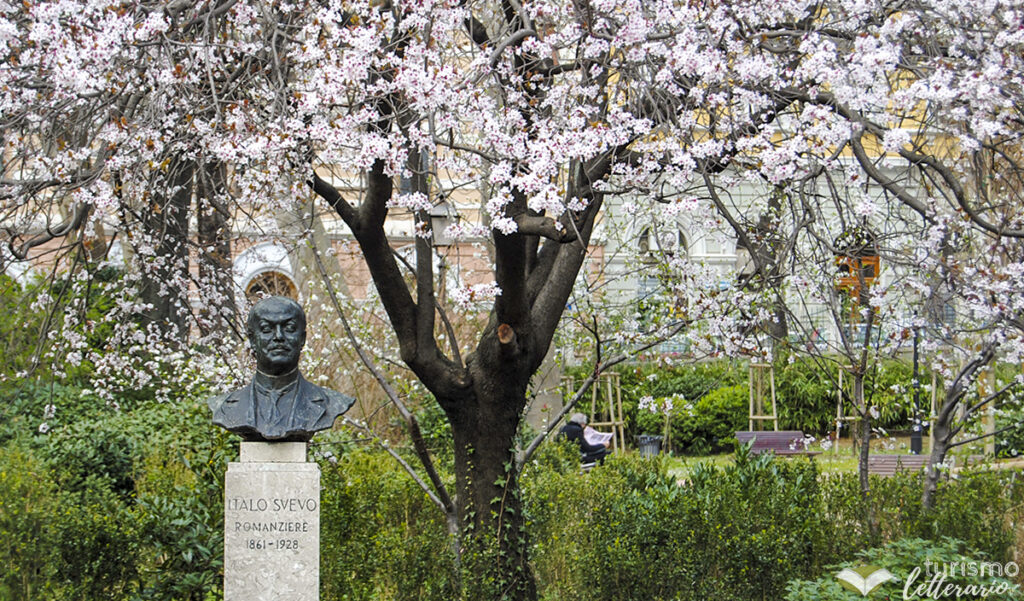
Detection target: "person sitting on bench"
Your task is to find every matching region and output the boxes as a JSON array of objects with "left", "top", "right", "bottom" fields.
[{"left": 559, "top": 413, "right": 612, "bottom": 465}]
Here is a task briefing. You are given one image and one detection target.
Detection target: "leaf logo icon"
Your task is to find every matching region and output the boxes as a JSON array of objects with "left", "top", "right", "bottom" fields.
[{"left": 836, "top": 565, "right": 896, "bottom": 596}]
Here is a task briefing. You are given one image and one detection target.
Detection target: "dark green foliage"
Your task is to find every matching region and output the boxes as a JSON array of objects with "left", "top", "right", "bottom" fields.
[
  {"left": 774, "top": 359, "right": 839, "bottom": 435},
  {"left": 996, "top": 399, "right": 1024, "bottom": 459},
  {"left": 785, "top": 537, "right": 1022, "bottom": 601},
  {"left": 1, "top": 365, "right": 1019, "bottom": 601},
  {"left": 0, "top": 446, "right": 143, "bottom": 601},
  {"left": 918, "top": 471, "right": 1022, "bottom": 563},
  {"left": 600, "top": 362, "right": 745, "bottom": 453},
  {"left": 525, "top": 442, "right": 1022, "bottom": 601},
  {"left": 0, "top": 274, "right": 49, "bottom": 387},
  {"left": 319, "top": 446, "right": 458, "bottom": 601},
  {"left": 524, "top": 443, "right": 834, "bottom": 601},
  {"left": 766, "top": 359, "right": 916, "bottom": 434},
  {"left": 50, "top": 479, "right": 141, "bottom": 600},
  {"left": 131, "top": 400, "right": 233, "bottom": 601},
  {"left": 0, "top": 390, "right": 233, "bottom": 601},
  {"left": 46, "top": 418, "right": 139, "bottom": 498},
  {"left": 669, "top": 384, "right": 748, "bottom": 454},
  {"left": 820, "top": 469, "right": 1023, "bottom": 561},
  {"left": 411, "top": 397, "right": 455, "bottom": 464},
  {"left": 773, "top": 358, "right": 913, "bottom": 433},
  {"left": 614, "top": 362, "right": 744, "bottom": 407},
  {"left": 0, "top": 447, "right": 58, "bottom": 601}
]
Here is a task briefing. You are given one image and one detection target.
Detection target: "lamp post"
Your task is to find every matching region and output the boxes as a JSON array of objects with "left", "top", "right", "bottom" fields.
[
  {"left": 427, "top": 200, "right": 455, "bottom": 303},
  {"left": 911, "top": 318, "right": 923, "bottom": 455},
  {"left": 427, "top": 200, "right": 455, "bottom": 247}
]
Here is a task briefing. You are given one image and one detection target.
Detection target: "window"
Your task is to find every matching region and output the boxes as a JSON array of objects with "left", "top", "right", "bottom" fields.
[
  {"left": 245, "top": 271, "right": 298, "bottom": 302},
  {"left": 233, "top": 242, "right": 296, "bottom": 301}
]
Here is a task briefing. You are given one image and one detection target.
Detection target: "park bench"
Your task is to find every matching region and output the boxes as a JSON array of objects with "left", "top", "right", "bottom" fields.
[
  {"left": 866, "top": 454, "right": 929, "bottom": 476},
  {"left": 735, "top": 431, "right": 821, "bottom": 456}
]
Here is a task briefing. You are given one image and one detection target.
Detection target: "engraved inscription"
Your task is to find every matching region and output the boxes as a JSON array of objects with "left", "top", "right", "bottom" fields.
[{"left": 226, "top": 495, "right": 317, "bottom": 551}]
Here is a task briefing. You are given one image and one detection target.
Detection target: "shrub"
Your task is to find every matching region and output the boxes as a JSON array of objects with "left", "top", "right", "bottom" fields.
[
  {"left": 819, "top": 469, "right": 1024, "bottom": 561},
  {"left": 570, "top": 358, "right": 918, "bottom": 455},
  {"left": 609, "top": 361, "right": 744, "bottom": 445},
  {"left": 0, "top": 389, "right": 233, "bottom": 601},
  {"left": 669, "top": 384, "right": 747, "bottom": 454},
  {"left": 996, "top": 399, "right": 1024, "bottom": 459},
  {"left": 319, "top": 445, "right": 457, "bottom": 601},
  {"left": 49, "top": 478, "right": 140, "bottom": 601},
  {"left": 131, "top": 398, "right": 234, "bottom": 601},
  {"left": 0, "top": 446, "right": 58, "bottom": 601},
  {"left": 524, "top": 443, "right": 836, "bottom": 601},
  {"left": 776, "top": 359, "right": 913, "bottom": 435},
  {"left": 775, "top": 360, "right": 837, "bottom": 435},
  {"left": 526, "top": 440, "right": 1023, "bottom": 601}
]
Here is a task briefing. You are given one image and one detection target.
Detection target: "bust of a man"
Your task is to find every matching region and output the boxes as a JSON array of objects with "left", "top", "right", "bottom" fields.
[{"left": 208, "top": 296, "right": 355, "bottom": 442}]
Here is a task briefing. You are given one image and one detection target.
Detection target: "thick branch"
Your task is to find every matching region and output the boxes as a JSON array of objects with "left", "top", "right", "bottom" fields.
[
  {"left": 899, "top": 145, "right": 1024, "bottom": 237},
  {"left": 489, "top": 29, "right": 537, "bottom": 67},
  {"left": 9, "top": 202, "right": 92, "bottom": 259},
  {"left": 849, "top": 132, "right": 933, "bottom": 221},
  {"left": 514, "top": 214, "right": 577, "bottom": 242},
  {"left": 937, "top": 344, "right": 996, "bottom": 426},
  {"left": 308, "top": 170, "right": 359, "bottom": 226},
  {"left": 493, "top": 191, "right": 530, "bottom": 330}
]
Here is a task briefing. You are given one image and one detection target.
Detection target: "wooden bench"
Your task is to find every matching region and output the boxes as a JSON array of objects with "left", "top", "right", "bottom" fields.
[
  {"left": 735, "top": 431, "right": 821, "bottom": 456},
  {"left": 866, "top": 454, "right": 929, "bottom": 476}
]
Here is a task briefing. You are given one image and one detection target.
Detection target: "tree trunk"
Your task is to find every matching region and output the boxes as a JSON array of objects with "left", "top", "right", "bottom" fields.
[
  {"left": 138, "top": 158, "right": 193, "bottom": 340},
  {"left": 445, "top": 331, "right": 538, "bottom": 601},
  {"left": 853, "top": 373, "right": 879, "bottom": 542},
  {"left": 922, "top": 418, "right": 950, "bottom": 510},
  {"left": 196, "top": 160, "right": 235, "bottom": 338}
]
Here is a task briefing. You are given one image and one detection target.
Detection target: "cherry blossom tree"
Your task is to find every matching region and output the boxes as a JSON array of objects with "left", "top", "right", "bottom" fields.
[
  {"left": 5, "top": 0, "right": 1024, "bottom": 597},
  {"left": 913, "top": 210, "right": 1024, "bottom": 510}
]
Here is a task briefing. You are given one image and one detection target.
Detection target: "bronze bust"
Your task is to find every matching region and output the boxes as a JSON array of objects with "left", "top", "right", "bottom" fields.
[{"left": 209, "top": 296, "right": 355, "bottom": 442}]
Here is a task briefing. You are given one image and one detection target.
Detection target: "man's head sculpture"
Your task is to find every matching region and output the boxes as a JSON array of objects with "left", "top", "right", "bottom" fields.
[
  {"left": 247, "top": 296, "right": 306, "bottom": 376},
  {"left": 209, "top": 296, "right": 355, "bottom": 442}
]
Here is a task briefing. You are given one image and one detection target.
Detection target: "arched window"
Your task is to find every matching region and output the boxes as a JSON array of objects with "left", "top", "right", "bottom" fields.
[
  {"left": 244, "top": 271, "right": 298, "bottom": 302},
  {"left": 233, "top": 242, "right": 298, "bottom": 301}
]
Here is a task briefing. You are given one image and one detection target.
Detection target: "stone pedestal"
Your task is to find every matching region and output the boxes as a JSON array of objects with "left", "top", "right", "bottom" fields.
[{"left": 224, "top": 442, "right": 319, "bottom": 601}]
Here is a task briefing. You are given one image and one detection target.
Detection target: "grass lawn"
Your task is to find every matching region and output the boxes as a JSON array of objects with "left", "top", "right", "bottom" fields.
[{"left": 662, "top": 434, "right": 932, "bottom": 480}]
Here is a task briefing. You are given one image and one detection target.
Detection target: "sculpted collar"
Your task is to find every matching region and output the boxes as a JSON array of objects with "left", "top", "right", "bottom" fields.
[{"left": 254, "top": 367, "right": 300, "bottom": 390}]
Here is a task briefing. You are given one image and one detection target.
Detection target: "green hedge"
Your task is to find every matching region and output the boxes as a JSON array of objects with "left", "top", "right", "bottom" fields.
[
  {"left": 996, "top": 398, "right": 1024, "bottom": 458},
  {"left": 669, "top": 384, "right": 748, "bottom": 454},
  {"left": 0, "top": 393, "right": 232, "bottom": 601},
  {"left": 319, "top": 446, "right": 457, "bottom": 601},
  {"left": 524, "top": 442, "right": 836, "bottom": 601},
  {"left": 819, "top": 468, "right": 1023, "bottom": 561},
  {"left": 524, "top": 441, "right": 1023, "bottom": 601},
  {"left": 1, "top": 378, "right": 1019, "bottom": 601}
]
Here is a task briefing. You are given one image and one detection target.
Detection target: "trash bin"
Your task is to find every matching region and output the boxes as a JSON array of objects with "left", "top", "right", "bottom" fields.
[{"left": 636, "top": 435, "right": 663, "bottom": 457}]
